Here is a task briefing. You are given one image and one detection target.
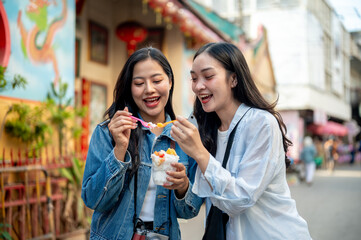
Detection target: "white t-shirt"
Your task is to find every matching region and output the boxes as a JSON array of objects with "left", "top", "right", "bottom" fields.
[
  {"left": 205, "top": 129, "right": 228, "bottom": 217},
  {"left": 216, "top": 129, "right": 228, "bottom": 163},
  {"left": 139, "top": 172, "right": 156, "bottom": 221}
]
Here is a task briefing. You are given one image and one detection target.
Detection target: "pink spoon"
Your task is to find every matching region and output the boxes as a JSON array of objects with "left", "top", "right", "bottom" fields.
[{"left": 130, "top": 116, "right": 156, "bottom": 129}]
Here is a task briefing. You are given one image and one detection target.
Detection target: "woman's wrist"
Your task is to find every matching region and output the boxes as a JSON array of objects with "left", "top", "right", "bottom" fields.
[
  {"left": 175, "top": 179, "right": 189, "bottom": 199},
  {"left": 114, "top": 145, "right": 126, "bottom": 162},
  {"left": 195, "top": 149, "right": 210, "bottom": 174}
]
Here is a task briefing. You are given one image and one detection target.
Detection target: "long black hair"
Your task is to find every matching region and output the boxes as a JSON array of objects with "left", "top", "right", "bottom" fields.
[
  {"left": 193, "top": 42, "right": 292, "bottom": 168},
  {"left": 104, "top": 47, "right": 176, "bottom": 174}
]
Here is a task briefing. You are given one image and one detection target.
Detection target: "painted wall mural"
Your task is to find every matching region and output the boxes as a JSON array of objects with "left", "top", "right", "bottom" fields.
[{"left": 1, "top": 0, "right": 75, "bottom": 102}]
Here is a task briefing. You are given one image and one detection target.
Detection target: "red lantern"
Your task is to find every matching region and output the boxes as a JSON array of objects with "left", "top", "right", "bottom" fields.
[
  {"left": 162, "top": 1, "right": 179, "bottom": 29},
  {"left": 116, "top": 21, "right": 148, "bottom": 57},
  {"left": 148, "top": 0, "right": 157, "bottom": 9},
  {"left": 148, "top": 0, "right": 167, "bottom": 25},
  {"left": 178, "top": 10, "right": 194, "bottom": 37},
  {"left": 142, "top": 0, "right": 149, "bottom": 14}
]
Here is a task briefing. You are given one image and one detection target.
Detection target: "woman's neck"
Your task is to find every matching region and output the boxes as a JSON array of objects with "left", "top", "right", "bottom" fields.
[
  {"left": 151, "top": 128, "right": 163, "bottom": 136},
  {"left": 217, "top": 101, "right": 241, "bottom": 131},
  {"left": 140, "top": 112, "right": 165, "bottom": 124},
  {"left": 139, "top": 111, "right": 166, "bottom": 136}
]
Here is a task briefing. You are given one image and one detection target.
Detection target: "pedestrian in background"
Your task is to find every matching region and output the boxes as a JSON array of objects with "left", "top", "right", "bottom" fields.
[
  {"left": 81, "top": 47, "right": 202, "bottom": 240},
  {"left": 314, "top": 136, "right": 325, "bottom": 168},
  {"left": 324, "top": 137, "right": 336, "bottom": 171},
  {"left": 350, "top": 142, "right": 356, "bottom": 165},
  {"left": 171, "top": 42, "right": 311, "bottom": 240},
  {"left": 300, "top": 136, "right": 317, "bottom": 186}
]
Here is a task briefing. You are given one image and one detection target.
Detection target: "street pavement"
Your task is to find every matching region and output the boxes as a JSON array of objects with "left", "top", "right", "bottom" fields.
[
  {"left": 289, "top": 163, "right": 361, "bottom": 240},
  {"left": 179, "top": 201, "right": 205, "bottom": 239},
  {"left": 179, "top": 163, "right": 361, "bottom": 240}
]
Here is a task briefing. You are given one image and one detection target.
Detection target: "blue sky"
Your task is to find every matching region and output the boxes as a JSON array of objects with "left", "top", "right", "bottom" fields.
[{"left": 329, "top": 0, "right": 361, "bottom": 32}]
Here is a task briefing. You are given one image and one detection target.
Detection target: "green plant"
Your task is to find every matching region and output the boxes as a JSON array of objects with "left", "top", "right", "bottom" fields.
[
  {"left": 0, "top": 223, "right": 12, "bottom": 240},
  {"left": 4, "top": 103, "right": 51, "bottom": 156},
  {"left": 0, "top": 66, "right": 29, "bottom": 144},
  {"left": 0, "top": 66, "right": 27, "bottom": 92},
  {"left": 46, "top": 80, "right": 86, "bottom": 156},
  {"left": 59, "top": 157, "right": 90, "bottom": 230}
]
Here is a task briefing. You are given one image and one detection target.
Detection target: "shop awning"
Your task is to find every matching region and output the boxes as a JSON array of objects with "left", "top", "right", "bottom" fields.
[{"left": 307, "top": 121, "right": 348, "bottom": 136}]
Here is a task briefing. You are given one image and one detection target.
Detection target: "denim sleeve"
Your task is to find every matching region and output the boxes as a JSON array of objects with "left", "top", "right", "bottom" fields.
[
  {"left": 173, "top": 156, "right": 204, "bottom": 219},
  {"left": 81, "top": 125, "right": 131, "bottom": 212}
]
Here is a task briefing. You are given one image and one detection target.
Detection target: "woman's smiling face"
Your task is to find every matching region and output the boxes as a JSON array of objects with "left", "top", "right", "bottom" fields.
[
  {"left": 191, "top": 52, "right": 235, "bottom": 114},
  {"left": 131, "top": 58, "right": 172, "bottom": 123}
]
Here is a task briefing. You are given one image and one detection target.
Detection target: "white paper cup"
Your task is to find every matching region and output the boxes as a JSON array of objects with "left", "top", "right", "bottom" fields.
[{"left": 151, "top": 153, "right": 179, "bottom": 185}]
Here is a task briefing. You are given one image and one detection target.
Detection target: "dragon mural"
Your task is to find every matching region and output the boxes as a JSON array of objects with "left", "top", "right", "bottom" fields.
[{"left": 17, "top": 0, "right": 68, "bottom": 86}]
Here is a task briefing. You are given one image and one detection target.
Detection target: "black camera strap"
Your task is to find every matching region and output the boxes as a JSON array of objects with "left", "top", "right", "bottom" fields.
[
  {"left": 133, "top": 167, "right": 138, "bottom": 229},
  {"left": 202, "top": 107, "right": 251, "bottom": 240},
  {"left": 222, "top": 107, "right": 251, "bottom": 168}
]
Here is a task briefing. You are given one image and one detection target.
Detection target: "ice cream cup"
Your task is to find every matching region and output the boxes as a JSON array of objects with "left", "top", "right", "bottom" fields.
[{"left": 151, "top": 149, "right": 179, "bottom": 185}]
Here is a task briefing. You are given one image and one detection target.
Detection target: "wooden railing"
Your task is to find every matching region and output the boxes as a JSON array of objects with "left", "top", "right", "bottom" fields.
[{"left": 0, "top": 147, "right": 82, "bottom": 240}]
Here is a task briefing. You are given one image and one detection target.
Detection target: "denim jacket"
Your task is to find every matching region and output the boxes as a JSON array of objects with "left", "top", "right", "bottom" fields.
[{"left": 81, "top": 114, "right": 203, "bottom": 240}]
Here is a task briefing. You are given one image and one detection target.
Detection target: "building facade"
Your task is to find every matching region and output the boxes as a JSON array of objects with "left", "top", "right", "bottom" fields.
[
  {"left": 0, "top": 0, "right": 227, "bottom": 157},
  {"left": 202, "top": 0, "right": 359, "bottom": 160}
]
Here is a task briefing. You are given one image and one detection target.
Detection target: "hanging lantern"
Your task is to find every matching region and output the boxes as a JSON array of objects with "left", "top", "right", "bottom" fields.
[
  {"left": 162, "top": 1, "right": 177, "bottom": 30},
  {"left": 142, "top": 0, "right": 149, "bottom": 14},
  {"left": 178, "top": 10, "right": 194, "bottom": 37},
  {"left": 185, "top": 19, "right": 195, "bottom": 37},
  {"left": 192, "top": 27, "right": 202, "bottom": 41},
  {"left": 151, "top": 0, "right": 168, "bottom": 25},
  {"left": 164, "top": 1, "right": 179, "bottom": 23},
  {"left": 148, "top": 0, "right": 157, "bottom": 9},
  {"left": 177, "top": 8, "right": 190, "bottom": 34},
  {"left": 116, "top": 21, "right": 148, "bottom": 57},
  {"left": 148, "top": 0, "right": 160, "bottom": 24}
]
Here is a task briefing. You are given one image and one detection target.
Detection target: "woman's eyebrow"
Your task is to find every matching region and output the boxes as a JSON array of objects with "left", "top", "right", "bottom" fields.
[
  {"left": 190, "top": 67, "right": 214, "bottom": 74},
  {"left": 133, "top": 73, "right": 163, "bottom": 80},
  {"left": 150, "top": 73, "right": 163, "bottom": 78}
]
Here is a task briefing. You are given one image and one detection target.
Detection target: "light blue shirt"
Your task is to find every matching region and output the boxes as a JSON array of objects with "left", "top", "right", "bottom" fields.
[{"left": 192, "top": 104, "right": 312, "bottom": 240}]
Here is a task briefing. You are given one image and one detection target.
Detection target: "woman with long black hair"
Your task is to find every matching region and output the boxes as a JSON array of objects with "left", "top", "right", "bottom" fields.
[
  {"left": 171, "top": 42, "right": 311, "bottom": 240},
  {"left": 82, "top": 47, "right": 202, "bottom": 240}
]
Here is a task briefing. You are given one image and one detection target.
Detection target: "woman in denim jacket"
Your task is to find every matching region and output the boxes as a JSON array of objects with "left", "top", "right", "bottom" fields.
[{"left": 81, "top": 47, "right": 203, "bottom": 240}]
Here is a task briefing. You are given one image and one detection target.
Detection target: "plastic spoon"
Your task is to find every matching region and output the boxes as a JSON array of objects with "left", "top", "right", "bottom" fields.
[
  {"left": 130, "top": 116, "right": 177, "bottom": 129},
  {"left": 130, "top": 116, "right": 156, "bottom": 129},
  {"left": 156, "top": 120, "right": 177, "bottom": 128}
]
